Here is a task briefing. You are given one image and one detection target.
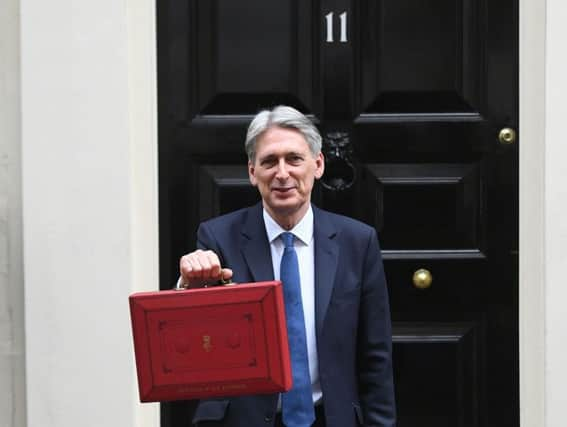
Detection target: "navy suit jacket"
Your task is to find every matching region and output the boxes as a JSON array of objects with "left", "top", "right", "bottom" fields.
[{"left": 191, "top": 203, "right": 396, "bottom": 427}]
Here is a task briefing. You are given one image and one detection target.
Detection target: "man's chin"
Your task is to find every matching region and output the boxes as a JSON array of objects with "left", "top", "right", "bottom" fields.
[
  {"left": 270, "top": 203, "right": 297, "bottom": 215},
  {"left": 269, "top": 192, "right": 297, "bottom": 203},
  {"left": 265, "top": 199, "right": 307, "bottom": 216}
]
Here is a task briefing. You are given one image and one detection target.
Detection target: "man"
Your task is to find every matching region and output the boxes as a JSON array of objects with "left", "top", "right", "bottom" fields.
[{"left": 179, "top": 106, "right": 396, "bottom": 427}]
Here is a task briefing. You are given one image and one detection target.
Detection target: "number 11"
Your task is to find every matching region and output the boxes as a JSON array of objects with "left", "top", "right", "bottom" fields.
[{"left": 325, "top": 11, "right": 348, "bottom": 43}]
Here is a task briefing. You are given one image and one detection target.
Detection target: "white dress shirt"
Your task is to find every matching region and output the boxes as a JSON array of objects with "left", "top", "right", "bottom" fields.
[{"left": 262, "top": 206, "right": 322, "bottom": 405}]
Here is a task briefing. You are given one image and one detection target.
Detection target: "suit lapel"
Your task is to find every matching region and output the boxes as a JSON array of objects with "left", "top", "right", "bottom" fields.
[
  {"left": 313, "top": 207, "right": 339, "bottom": 337},
  {"left": 240, "top": 203, "right": 274, "bottom": 282}
]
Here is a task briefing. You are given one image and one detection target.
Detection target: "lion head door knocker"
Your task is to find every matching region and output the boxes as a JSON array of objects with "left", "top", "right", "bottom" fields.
[{"left": 321, "top": 132, "right": 356, "bottom": 192}]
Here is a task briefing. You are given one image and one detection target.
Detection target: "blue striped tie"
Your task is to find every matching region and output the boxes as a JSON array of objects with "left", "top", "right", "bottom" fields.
[{"left": 280, "top": 232, "right": 315, "bottom": 427}]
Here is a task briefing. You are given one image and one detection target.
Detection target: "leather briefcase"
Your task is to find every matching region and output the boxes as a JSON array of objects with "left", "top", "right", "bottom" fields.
[{"left": 129, "top": 281, "right": 292, "bottom": 402}]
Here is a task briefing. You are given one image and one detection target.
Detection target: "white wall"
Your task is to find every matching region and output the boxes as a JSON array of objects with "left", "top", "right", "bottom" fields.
[
  {"left": 0, "top": 0, "right": 26, "bottom": 426},
  {"left": 19, "top": 0, "right": 159, "bottom": 426},
  {"left": 544, "top": 0, "right": 567, "bottom": 424}
]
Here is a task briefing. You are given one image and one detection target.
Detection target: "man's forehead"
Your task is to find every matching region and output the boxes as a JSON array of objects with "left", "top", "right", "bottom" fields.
[
  {"left": 257, "top": 126, "right": 306, "bottom": 142},
  {"left": 257, "top": 145, "right": 309, "bottom": 157},
  {"left": 256, "top": 130, "right": 310, "bottom": 153}
]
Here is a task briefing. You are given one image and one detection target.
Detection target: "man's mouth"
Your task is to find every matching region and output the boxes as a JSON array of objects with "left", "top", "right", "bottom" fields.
[{"left": 272, "top": 187, "right": 295, "bottom": 193}]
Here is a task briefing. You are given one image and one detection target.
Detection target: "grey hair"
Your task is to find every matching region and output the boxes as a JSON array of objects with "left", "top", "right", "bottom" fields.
[{"left": 245, "top": 105, "right": 322, "bottom": 162}]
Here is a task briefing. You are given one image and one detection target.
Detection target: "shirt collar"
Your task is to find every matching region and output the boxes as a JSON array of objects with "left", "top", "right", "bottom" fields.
[{"left": 263, "top": 205, "right": 314, "bottom": 246}]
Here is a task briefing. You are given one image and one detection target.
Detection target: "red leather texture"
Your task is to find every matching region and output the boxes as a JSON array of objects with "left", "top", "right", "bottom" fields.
[{"left": 129, "top": 281, "right": 292, "bottom": 402}]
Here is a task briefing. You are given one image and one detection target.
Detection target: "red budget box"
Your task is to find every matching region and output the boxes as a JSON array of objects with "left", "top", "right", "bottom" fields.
[{"left": 129, "top": 281, "right": 292, "bottom": 402}]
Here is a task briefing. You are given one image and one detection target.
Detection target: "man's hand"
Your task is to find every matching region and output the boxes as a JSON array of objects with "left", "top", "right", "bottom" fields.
[{"left": 179, "top": 249, "right": 233, "bottom": 288}]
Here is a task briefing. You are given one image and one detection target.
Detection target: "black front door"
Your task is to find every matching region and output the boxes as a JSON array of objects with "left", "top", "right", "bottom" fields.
[{"left": 157, "top": 1, "right": 518, "bottom": 426}]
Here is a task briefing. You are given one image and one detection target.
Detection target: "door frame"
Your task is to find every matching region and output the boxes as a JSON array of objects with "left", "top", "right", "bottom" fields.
[{"left": 518, "top": 0, "right": 545, "bottom": 425}]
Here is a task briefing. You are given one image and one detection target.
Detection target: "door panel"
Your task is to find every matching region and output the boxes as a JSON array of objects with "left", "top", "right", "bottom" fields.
[
  {"left": 357, "top": 0, "right": 483, "bottom": 115},
  {"left": 393, "top": 323, "right": 479, "bottom": 427},
  {"left": 157, "top": 0, "right": 518, "bottom": 425},
  {"left": 364, "top": 163, "right": 484, "bottom": 253},
  {"left": 165, "top": 0, "right": 320, "bottom": 121},
  {"left": 195, "top": 0, "right": 318, "bottom": 115},
  {"left": 199, "top": 165, "right": 260, "bottom": 219}
]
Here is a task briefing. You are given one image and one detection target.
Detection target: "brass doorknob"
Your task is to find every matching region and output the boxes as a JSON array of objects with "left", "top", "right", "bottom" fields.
[
  {"left": 498, "top": 128, "right": 516, "bottom": 145},
  {"left": 412, "top": 269, "right": 432, "bottom": 289}
]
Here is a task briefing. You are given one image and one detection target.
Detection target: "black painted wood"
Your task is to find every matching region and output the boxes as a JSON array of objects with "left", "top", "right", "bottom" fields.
[
  {"left": 393, "top": 323, "right": 479, "bottom": 427},
  {"left": 157, "top": 0, "right": 518, "bottom": 425}
]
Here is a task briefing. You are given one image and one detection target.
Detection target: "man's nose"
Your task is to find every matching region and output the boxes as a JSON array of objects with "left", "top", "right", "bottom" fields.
[{"left": 275, "top": 159, "right": 289, "bottom": 179}]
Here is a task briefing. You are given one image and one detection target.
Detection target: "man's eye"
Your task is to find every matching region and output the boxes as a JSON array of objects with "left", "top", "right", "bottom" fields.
[{"left": 261, "top": 159, "right": 276, "bottom": 167}]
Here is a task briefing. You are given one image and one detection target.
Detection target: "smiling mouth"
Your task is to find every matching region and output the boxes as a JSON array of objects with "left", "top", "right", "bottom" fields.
[{"left": 272, "top": 187, "right": 295, "bottom": 193}]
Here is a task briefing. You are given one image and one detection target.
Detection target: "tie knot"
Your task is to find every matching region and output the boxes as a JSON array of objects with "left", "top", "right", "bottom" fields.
[{"left": 281, "top": 232, "right": 295, "bottom": 248}]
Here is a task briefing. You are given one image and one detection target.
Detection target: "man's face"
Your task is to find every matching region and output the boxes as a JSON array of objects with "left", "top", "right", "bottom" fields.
[{"left": 248, "top": 126, "right": 324, "bottom": 227}]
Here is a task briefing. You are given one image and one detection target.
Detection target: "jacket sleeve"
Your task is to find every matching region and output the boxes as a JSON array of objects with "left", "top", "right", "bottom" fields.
[{"left": 357, "top": 229, "right": 396, "bottom": 426}]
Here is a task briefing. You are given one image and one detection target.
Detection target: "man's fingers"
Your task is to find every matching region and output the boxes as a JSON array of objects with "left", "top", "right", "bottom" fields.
[
  {"left": 179, "top": 250, "right": 229, "bottom": 286},
  {"left": 194, "top": 250, "right": 213, "bottom": 277},
  {"left": 179, "top": 256, "right": 195, "bottom": 279},
  {"left": 220, "top": 268, "right": 233, "bottom": 282},
  {"left": 206, "top": 251, "right": 222, "bottom": 279}
]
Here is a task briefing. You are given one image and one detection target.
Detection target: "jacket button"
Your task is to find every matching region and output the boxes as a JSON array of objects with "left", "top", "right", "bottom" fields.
[{"left": 264, "top": 414, "right": 273, "bottom": 422}]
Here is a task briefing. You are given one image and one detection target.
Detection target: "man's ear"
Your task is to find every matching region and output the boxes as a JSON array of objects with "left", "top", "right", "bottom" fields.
[
  {"left": 248, "top": 161, "right": 258, "bottom": 186},
  {"left": 314, "top": 152, "right": 325, "bottom": 179}
]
